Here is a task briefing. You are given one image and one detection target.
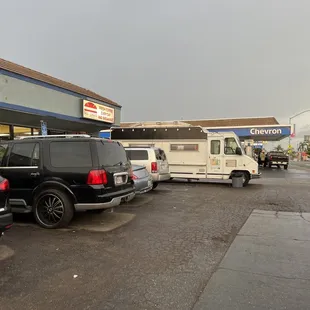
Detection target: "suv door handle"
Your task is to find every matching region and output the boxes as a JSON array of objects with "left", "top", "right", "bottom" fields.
[{"left": 30, "top": 172, "right": 40, "bottom": 177}]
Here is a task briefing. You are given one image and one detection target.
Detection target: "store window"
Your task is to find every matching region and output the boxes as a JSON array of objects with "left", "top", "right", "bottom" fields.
[
  {"left": 0, "top": 125, "right": 10, "bottom": 140},
  {"left": 48, "top": 130, "right": 66, "bottom": 135},
  {"left": 33, "top": 128, "right": 40, "bottom": 136},
  {"left": 14, "top": 126, "right": 31, "bottom": 138}
]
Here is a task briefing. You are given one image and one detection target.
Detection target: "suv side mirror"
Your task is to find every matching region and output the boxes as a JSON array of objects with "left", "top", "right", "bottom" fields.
[{"left": 236, "top": 147, "right": 242, "bottom": 155}]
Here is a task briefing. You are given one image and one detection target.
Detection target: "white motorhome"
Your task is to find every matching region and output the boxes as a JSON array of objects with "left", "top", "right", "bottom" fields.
[{"left": 111, "top": 125, "right": 260, "bottom": 186}]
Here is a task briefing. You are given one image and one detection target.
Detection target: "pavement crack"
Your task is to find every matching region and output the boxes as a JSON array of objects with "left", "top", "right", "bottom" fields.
[{"left": 299, "top": 212, "right": 310, "bottom": 224}]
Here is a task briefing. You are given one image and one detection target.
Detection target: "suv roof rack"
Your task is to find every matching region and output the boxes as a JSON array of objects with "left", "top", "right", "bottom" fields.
[{"left": 16, "top": 134, "right": 91, "bottom": 140}]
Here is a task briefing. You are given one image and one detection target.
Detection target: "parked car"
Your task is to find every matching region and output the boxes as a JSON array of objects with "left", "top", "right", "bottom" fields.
[
  {"left": 131, "top": 165, "right": 153, "bottom": 194},
  {"left": 0, "top": 135, "right": 135, "bottom": 229},
  {"left": 266, "top": 151, "right": 289, "bottom": 169},
  {"left": 124, "top": 147, "right": 170, "bottom": 189},
  {"left": 0, "top": 176, "right": 12, "bottom": 237}
]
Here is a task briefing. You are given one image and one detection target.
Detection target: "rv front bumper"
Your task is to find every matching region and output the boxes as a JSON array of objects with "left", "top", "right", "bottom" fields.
[{"left": 251, "top": 172, "right": 262, "bottom": 179}]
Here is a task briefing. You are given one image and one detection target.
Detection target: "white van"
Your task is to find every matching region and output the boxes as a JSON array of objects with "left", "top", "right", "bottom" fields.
[
  {"left": 124, "top": 147, "right": 170, "bottom": 189},
  {"left": 112, "top": 126, "right": 260, "bottom": 187}
]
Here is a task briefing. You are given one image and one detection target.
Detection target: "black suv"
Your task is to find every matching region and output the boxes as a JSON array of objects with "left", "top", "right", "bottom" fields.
[{"left": 0, "top": 135, "right": 135, "bottom": 229}]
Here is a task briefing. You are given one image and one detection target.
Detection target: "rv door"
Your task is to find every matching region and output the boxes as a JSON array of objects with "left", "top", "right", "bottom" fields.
[{"left": 207, "top": 138, "right": 224, "bottom": 179}]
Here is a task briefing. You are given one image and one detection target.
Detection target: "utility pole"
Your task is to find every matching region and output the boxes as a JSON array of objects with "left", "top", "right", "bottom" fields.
[{"left": 288, "top": 109, "right": 310, "bottom": 147}]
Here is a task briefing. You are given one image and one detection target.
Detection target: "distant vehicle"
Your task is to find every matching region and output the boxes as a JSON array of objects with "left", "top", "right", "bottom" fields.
[
  {"left": 0, "top": 176, "right": 12, "bottom": 238},
  {"left": 131, "top": 165, "right": 153, "bottom": 194},
  {"left": 124, "top": 147, "right": 170, "bottom": 189},
  {"left": 266, "top": 151, "right": 289, "bottom": 169},
  {"left": 0, "top": 135, "right": 135, "bottom": 229},
  {"left": 99, "top": 130, "right": 111, "bottom": 139},
  {"left": 111, "top": 126, "right": 260, "bottom": 187}
]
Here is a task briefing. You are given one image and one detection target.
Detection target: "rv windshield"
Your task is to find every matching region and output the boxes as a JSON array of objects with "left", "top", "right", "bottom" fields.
[
  {"left": 236, "top": 136, "right": 245, "bottom": 154},
  {"left": 224, "top": 136, "right": 244, "bottom": 155}
]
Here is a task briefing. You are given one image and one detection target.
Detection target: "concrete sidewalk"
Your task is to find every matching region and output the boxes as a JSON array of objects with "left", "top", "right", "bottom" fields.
[{"left": 193, "top": 210, "right": 310, "bottom": 310}]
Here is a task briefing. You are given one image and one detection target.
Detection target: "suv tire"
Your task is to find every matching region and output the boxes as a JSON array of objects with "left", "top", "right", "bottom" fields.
[{"left": 34, "top": 188, "right": 74, "bottom": 229}]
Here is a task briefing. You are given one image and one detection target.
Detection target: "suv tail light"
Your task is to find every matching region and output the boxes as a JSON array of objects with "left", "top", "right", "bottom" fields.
[
  {"left": 129, "top": 168, "right": 133, "bottom": 178},
  {"left": 0, "top": 179, "right": 9, "bottom": 191},
  {"left": 132, "top": 174, "right": 138, "bottom": 180},
  {"left": 151, "top": 162, "right": 158, "bottom": 173},
  {"left": 87, "top": 169, "right": 108, "bottom": 185},
  {"left": 270, "top": 156, "right": 272, "bottom": 160}
]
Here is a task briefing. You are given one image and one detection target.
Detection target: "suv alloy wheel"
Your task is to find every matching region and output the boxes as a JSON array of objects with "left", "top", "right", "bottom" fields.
[{"left": 34, "top": 188, "right": 74, "bottom": 229}]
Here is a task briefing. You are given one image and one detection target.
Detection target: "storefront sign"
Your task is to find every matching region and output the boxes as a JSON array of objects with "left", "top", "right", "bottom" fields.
[{"left": 82, "top": 100, "right": 115, "bottom": 123}]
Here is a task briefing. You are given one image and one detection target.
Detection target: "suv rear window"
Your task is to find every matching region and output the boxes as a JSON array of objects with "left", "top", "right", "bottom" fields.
[
  {"left": 50, "top": 141, "right": 92, "bottom": 168},
  {"left": 125, "top": 149, "right": 149, "bottom": 160},
  {"left": 155, "top": 149, "right": 167, "bottom": 161},
  {"left": 96, "top": 141, "right": 128, "bottom": 166}
]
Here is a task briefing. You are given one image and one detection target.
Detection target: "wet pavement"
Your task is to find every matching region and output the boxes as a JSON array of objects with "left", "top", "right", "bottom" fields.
[
  {"left": 1, "top": 163, "right": 310, "bottom": 310},
  {"left": 193, "top": 210, "right": 310, "bottom": 310}
]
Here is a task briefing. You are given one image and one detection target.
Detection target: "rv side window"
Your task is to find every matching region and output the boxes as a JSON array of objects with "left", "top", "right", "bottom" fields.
[
  {"left": 170, "top": 144, "right": 198, "bottom": 151},
  {"left": 211, "top": 140, "right": 221, "bottom": 155},
  {"left": 125, "top": 150, "right": 149, "bottom": 160},
  {"left": 224, "top": 138, "right": 238, "bottom": 155}
]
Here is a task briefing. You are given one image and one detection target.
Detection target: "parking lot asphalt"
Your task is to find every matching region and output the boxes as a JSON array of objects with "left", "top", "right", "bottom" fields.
[{"left": 1, "top": 163, "right": 310, "bottom": 310}]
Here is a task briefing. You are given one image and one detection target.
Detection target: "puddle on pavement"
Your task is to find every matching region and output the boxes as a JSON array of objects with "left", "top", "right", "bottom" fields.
[
  {"left": 69, "top": 212, "right": 136, "bottom": 232},
  {"left": 13, "top": 211, "right": 136, "bottom": 233},
  {"left": 0, "top": 245, "right": 14, "bottom": 261}
]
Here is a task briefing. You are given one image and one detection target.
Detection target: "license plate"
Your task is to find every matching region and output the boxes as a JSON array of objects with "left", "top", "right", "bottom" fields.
[
  {"left": 148, "top": 180, "right": 152, "bottom": 187},
  {"left": 115, "top": 176, "right": 123, "bottom": 184}
]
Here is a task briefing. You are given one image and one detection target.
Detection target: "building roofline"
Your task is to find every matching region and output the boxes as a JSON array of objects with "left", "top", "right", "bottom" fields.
[
  {"left": 178, "top": 116, "right": 278, "bottom": 122},
  {"left": 205, "top": 124, "right": 290, "bottom": 129},
  {"left": 121, "top": 116, "right": 278, "bottom": 124},
  {"left": 120, "top": 117, "right": 280, "bottom": 128},
  {"left": 0, "top": 58, "right": 120, "bottom": 108}
]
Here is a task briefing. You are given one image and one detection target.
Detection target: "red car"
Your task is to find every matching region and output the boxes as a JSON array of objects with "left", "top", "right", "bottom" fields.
[{"left": 0, "top": 176, "right": 12, "bottom": 237}]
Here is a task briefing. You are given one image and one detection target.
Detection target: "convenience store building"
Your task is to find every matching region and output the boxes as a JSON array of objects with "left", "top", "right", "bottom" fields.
[{"left": 0, "top": 58, "right": 121, "bottom": 140}]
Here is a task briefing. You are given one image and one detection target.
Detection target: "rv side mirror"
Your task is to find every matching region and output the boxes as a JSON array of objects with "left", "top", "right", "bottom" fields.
[{"left": 236, "top": 147, "right": 242, "bottom": 155}]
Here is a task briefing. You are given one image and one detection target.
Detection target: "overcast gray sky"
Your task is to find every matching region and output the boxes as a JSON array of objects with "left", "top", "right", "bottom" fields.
[{"left": 1, "top": 0, "right": 310, "bottom": 128}]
